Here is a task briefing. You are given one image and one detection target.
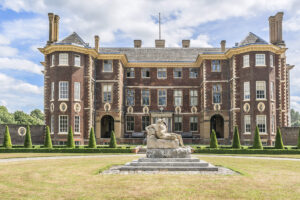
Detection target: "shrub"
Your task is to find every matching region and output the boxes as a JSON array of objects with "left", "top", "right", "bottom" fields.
[
  {"left": 232, "top": 126, "right": 241, "bottom": 149},
  {"left": 44, "top": 126, "right": 53, "bottom": 148},
  {"left": 109, "top": 130, "right": 117, "bottom": 148},
  {"left": 67, "top": 126, "right": 75, "bottom": 148},
  {"left": 275, "top": 127, "right": 284, "bottom": 149},
  {"left": 3, "top": 125, "right": 12, "bottom": 149},
  {"left": 252, "top": 126, "right": 263, "bottom": 149},
  {"left": 194, "top": 148, "right": 300, "bottom": 154},
  {"left": 24, "top": 125, "right": 32, "bottom": 148},
  {"left": 88, "top": 127, "right": 96, "bottom": 148},
  {"left": 0, "top": 148, "right": 133, "bottom": 153},
  {"left": 210, "top": 129, "right": 218, "bottom": 149},
  {"left": 298, "top": 128, "right": 300, "bottom": 149}
]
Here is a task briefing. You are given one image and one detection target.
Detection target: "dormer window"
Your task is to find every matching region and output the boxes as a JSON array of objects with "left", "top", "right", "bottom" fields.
[
  {"left": 103, "top": 60, "right": 113, "bottom": 72},
  {"left": 74, "top": 55, "right": 81, "bottom": 67},
  {"left": 59, "top": 53, "right": 68, "bottom": 66}
]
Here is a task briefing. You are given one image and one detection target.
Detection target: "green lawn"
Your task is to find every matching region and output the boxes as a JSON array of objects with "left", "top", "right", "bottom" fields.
[{"left": 0, "top": 155, "right": 300, "bottom": 199}]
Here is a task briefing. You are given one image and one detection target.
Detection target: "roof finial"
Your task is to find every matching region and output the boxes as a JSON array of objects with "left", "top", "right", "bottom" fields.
[{"left": 159, "top": 12, "right": 161, "bottom": 40}]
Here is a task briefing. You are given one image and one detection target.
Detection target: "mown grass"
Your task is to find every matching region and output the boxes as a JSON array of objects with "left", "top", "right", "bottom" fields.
[{"left": 0, "top": 155, "right": 300, "bottom": 199}]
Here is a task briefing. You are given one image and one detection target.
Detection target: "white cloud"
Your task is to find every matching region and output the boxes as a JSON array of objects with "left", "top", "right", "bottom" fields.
[
  {"left": 0, "top": 46, "right": 18, "bottom": 57},
  {"left": 0, "top": 57, "right": 43, "bottom": 74},
  {"left": 0, "top": 34, "right": 10, "bottom": 45},
  {"left": 191, "top": 35, "right": 212, "bottom": 47}
]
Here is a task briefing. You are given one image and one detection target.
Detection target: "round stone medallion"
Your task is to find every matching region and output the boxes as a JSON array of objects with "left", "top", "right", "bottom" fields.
[
  {"left": 74, "top": 103, "right": 81, "bottom": 113},
  {"left": 257, "top": 102, "right": 265, "bottom": 112},
  {"left": 59, "top": 102, "right": 68, "bottom": 112},
  {"left": 104, "top": 103, "right": 111, "bottom": 112},
  {"left": 175, "top": 106, "right": 181, "bottom": 114},
  {"left": 50, "top": 103, "right": 54, "bottom": 113},
  {"left": 18, "top": 127, "right": 26, "bottom": 136},
  {"left": 243, "top": 103, "right": 250, "bottom": 113},
  {"left": 191, "top": 106, "right": 197, "bottom": 113},
  {"left": 143, "top": 106, "right": 149, "bottom": 114}
]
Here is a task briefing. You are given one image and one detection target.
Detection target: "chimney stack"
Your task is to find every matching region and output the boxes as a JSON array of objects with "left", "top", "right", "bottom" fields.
[
  {"left": 182, "top": 40, "right": 190, "bottom": 48},
  {"left": 220, "top": 40, "right": 226, "bottom": 52},
  {"left": 134, "top": 40, "right": 142, "bottom": 48},
  {"left": 53, "top": 15, "right": 60, "bottom": 42},
  {"left": 47, "top": 13, "right": 54, "bottom": 45},
  {"left": 155, "top": 39, "right": 165, "bottom": 48},
  {"left": 269, "top": 12, "right": 284, "bottom": 45},
  {"left": 94, "top": 35, "right": 99, "bottom": 52}
]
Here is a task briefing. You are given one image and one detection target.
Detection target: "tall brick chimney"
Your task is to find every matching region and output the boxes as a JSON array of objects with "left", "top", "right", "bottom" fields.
[
  {"left": 134, "top": 40, "right": 142, "bottom": 48},
  {"left": 269, "top": 12, "right": 284, "bottom": 45},
  {"left": 94, "top": 35, "right": 99, "bottom": 52},
  {"left": 47, "top": 13, "right": 54, "bottom": 45},
  {"left": 53, "top": 15, "right": 60, "bottom": 42},
  {"left": 155, "top": 39, "right": 165, "bottom": 48},
  {"left": 220, "top": 40, "right": 226, "bottom": 52},
  {"left": 182, "top": 40, "right": 190, "bottom": 48}
]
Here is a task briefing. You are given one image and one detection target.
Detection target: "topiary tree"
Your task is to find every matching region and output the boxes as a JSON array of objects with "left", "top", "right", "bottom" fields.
[
  {"left": 67, "top": 126, "right": 75, "bottom": 148},
  {"left": 275, "top": 127, "right": 284, "bottom": 149},
  {"left": 88, "top": 127, "right": 96, "bottom": 148},
  {"left": 44, "top": 126, "right": 52, "bottom": 148},
  {"left": 210, "top": 129, "right": 218, "bottom": 149},
  {"left": 232, "top": 126, "right": 241, "bottom": 149},
  {"left": 3, "top": 125, "right": 12, "bottom": 149},
  {"left": 297, "top": 128, "right": 300, "bottom": 149},
  {"left": 252, "top": 126, "right": 263, "bottom": 149},
  {"left": 24, "top": 125, "right": 32, "bottom": 148},
  {"left": 109, "top": 130, "right": 117, "bottom": 148}
]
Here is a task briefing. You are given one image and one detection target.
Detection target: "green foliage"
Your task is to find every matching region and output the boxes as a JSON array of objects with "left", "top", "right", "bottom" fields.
[
  {"left": 0, "top": 148, "right": 133, "bottom": 153},
  {"left": 30, "top": 109, "right": 44, "bottom": 124},
  {"left": 44, "top": 126, "right": 53, "bottom": 148},
  {"left": 232, "top": 126, "right": 241, "bottom": 149},
  {"left": 298, "top": 128, "right": 300, "bottom": 149},
  {"left": 252, "top": 126, "right": 263, "bottom": 149},
  {"left": 67, "top": 126, "right": 75, "bottom": 148},
  {"left": 210, "top": 129, "right": 218, "bottom": 149},
  {"left": 275, "top": 127, "right": 284, "bottom": 149},
  {"left": 291, "top": 109, "right": 300, "bottom": 127},
  {"left": 24, "top": 125, "right": 32, "bottom": 148},
  {"left": 194, "top": 148, "right": 300, "bottom": 154},
  {"left": 88, "top": 127, "right": 96, "bottom": 148},
  {"left": 0, "top": 106, "right": 15, "bottom": 124},
  {"left": 3, "top": 125, "right": 12, "bottom": 149},
  {"left": 109, "top": 130, "right": 117, "bottom": 148}
]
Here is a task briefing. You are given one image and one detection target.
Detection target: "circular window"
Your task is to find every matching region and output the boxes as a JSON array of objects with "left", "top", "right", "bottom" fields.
[
  {"left": 74, "top": 103, "right": 81, "bottom": 113},
  {"left": 59, "top": 102, "right": 68, "bottom": 112},
  {"left": 18, "top": 127, "right": 26, "bottom": 136}
]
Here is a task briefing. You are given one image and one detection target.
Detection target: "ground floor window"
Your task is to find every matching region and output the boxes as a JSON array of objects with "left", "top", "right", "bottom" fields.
[
  {"left": 256, "top": 115, "right": 266, "bottom": 133},
  {"left": 59, "top": 115, "right": 68, "bottom": 133},
  {"left": 74, "top": 116, "right": 80, "bottom": 133},
  {"left": 142, "top": 116, "right": 150, "bottom": 131},
  {"left": 59, "top": 141, "right": 67, "bottom": 145},
  {"left": 190, "top": 116, "right": 198, "bottom": 131},
  {"left": 51, "top": 115, "right": 54, "bottom": 133},
  {"left": 75, "top": 141, "right": 81, "bottom": 146},
  {"left": 244, "top": 115, "right": 251, "bottom": 133},
  {"left": 126, "top": 116, "right": 134, "bottom": 131},
  {"left": 174, "top": 116, "right": 182, "bottom": 132}
]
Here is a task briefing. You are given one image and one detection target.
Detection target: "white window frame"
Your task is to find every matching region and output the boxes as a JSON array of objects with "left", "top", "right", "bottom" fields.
[
  {"left": 157, "top": 68, "right": 167, "bottom": 79},
  {"left": 141, "top": 89, "right": 150, "bottom": 106},
  {"left": 255, "top": 54, "right": 266, "bottom": 66},
  {"left": 173, "top": 68, "right": 182, "bottom": 78},
  {"left": 244, "top": 81, "right": 250, "bottom": 101},
  {"left": 142, "top": 116, "right": 150, "bottom": 131},
  {"left": 51, "top": 82, "right": 54, "bottom": 101},
  {"left": 190, "top": 116, "right": 198, "bottom": 132},
  {"left": 256, "top": 81, "right": 266, "bottom": 100},
  {"left": 244, "top": 115, "right": 251, "bottom": 134},
  {"left": 141, "top": 68, "right": 150, "bottom": 78},
  {"left": 126, "top": 89, "right": 135, "bottom": 106},
  {"left": 190, "top": 90, "right": 198, "bottom": 106},
  {"left": 50, "top": 115, "right": 54, "bottom": 134},
  {"left": 174, "top": 90, "right": 182, "bottom": 106},
  {"left": 59, "top": 53, "right": 68, "bottom": 66},
  {"left": 51, "top": 54, "right": 55, "bottom": 67},
  {"left": 103, "top": 60, "right": 113, "bottom": 72},
  {"left": 102, "top": 84, "right": 112, "bottom": 103},
  {"left": 270, "top": 82, "right": 274, "bottom": 100},
  {"left": 74, "top": 82, "right": 80, "bottom": 101},
  {"left": 126, "top": 116, "right": 134, "bottom": 132},
  {"left": 211, "top": 60, "right": 221, "bottom": 72},
  {"left": 74, "top": 54, "right": 81, "bottom": 67},
  {"left": 270, "top": 54, "right": 274, "bottom": 67},
  {"left": 126, "top": 68, "right": 135, "bottom": 78},
  {"left": 189, "top": 68, "right": 198, "bottom": 78},
  {"left": 59, "top": 81, "right": 69, "bottom": 100},
  {"left": 212, "top": 84, "right": 222, "bottom": 104},
  {"left": 158, "top": 89, "right": 167, "bottom": 106},
  {"left": 174, "top": 116, "right": 182, "bottom": 132},
  {"left": 256, "top": 115, "right": 267, "bottom": 134},
  {"left": 243, "top": 55, "right": 249, "bottom": 68},
  {"left": 74, "top": 116, "right": 80, "bottom": 134},
  {"left": 58, "top": 115, "right": 68, "bottom": 134}
]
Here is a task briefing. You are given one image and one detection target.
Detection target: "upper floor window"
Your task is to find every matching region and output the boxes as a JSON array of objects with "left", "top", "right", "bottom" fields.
[
  {"left": 103, "top": 60, "right": 113, "bottom": 72},
  {"left": 51, "top": 54, "right": 55, "bottom": 67},
  {"left": 50, "top": 115, "right": 54, "bottom": 133},
  {"left": 190, "top": 116, "right": 198, "bottom": 131},
  {"left": 74, "top": 116, "right": 80, "bottom": 133},
  {"left": 126, "top": 68, "right": 135, "bottom": 78},
  {"left": 74, "top": 55, "right": 81, "bottom": 67},
  {"left": 270, "top": 82, "right": 274, "bottom": 100},
  {"left": 174, "top": 90, "right": 182, "bottom": 106},
  {"left": 51, "top": 82, "right": 54, "bottom": 101},
  {"left": 157, "top": 68, "right": 167, "bottom": 79},
  {"left": 255, "top": 54, "right": 265, "bottom": 66},
  {"left": 126, "top": 89, "right": 135, "bottom": 106},
  {"left": 190, "top": 90, "right": 198, "bottom": 106},
  {"left": 244, "top": 81, "right": 250, "bottom": 100},
  {"left": 74, "top": 82, "right": 80, "bottom": 101},
  {"left": 174, "top": 116, "right": 182, "bottom": 132},
  {"left": 173, "top": 68, "right": 182, "bottom": 78},
  {"left": 142, "top": 68, "right": 150, "bottom": 78},
  {"left": 256, "top": 81, "right": 266, "bottom": 100},
  {"left": 59, "top": 53, "right": 68, "bottom": 66},
  {"left": 59, "top": 81, "right": 69, "bottom": 100},
  {"left": 141, "top": 89, "right": 150, "bottom": 106},
  {"left": 189, "top": 68, "right": 198, "bottom": 78},
  {"left": 244, "top": 115, "right": 251, "bottom": 133},
  {"left": 158, "top": 89, "right": 167, "bottom": 106},
  {"left": 126, "top": 116, "right": 134, "bottom": 132},
  {"left": 270, "top": 54, "right": 274, "bottom": 67},
  {"left": 212, "top": 60, "right": 221, "bottom": 72},
  {"left": 243, "top": 55, "right": 249, "bottom": 67},
  {"left": 256, "top": 115, "right": 266, "bottom": 133},
  {"left": 142, "top": 116, "right": 150, "bottom": 131},
  {"left": 271, "top": 115, "right": 275, "bottom": 133},
  {"left": 103, "top": 84, "right": 112, "bottom": 103},
  {"left": 213, "top": 84, "right": 221, "bottom": 103}
]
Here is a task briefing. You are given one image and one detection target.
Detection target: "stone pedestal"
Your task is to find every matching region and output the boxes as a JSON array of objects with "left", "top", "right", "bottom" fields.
[{"left": 146, "top": 148, "right": 191, "bottom": 158}]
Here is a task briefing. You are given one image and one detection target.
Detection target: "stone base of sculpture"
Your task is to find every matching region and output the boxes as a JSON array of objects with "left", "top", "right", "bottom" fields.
[{"left": 146, "top": 147, "right": 191, "bottom": 158}]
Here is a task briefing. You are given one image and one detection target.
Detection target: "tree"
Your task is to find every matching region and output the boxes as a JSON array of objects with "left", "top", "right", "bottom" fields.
[
  {"left": 44, "top": 126, "right": 52, "bottom": 148},
  {"left": 291, "top": 109, "right": 300, "bottom": 127},
  {"left": 30, "top": 109, "right": 44, "bottom": 125},
  {"left": 24, "top": 125, "right": 32, "bottom": 148},
  {"left": 297, "top": 128, "right": 300, "bottom": 149},
  {"left": 88, "top": 127, "right": 96, "bottom": 148},
  {"left": 210, "top": 129, "right": 218, "bottom": 149},
  {"left": 67, "top": 126, "right": 75, "bottom": 148},
  {"left": 275, "top": 127, "right": 284, "bottom": 149},
  {"left": 232, "top": 126, "right": 241, "bottom": 149},
  {"left": 3, "top": 125, "right": 12, "bottom": 148},
  {"left": 109, "top": 130, "right": 117, "bottom": 148},
  {"left": 0, "top": 106, "right": 15, "bottom": 124},
  {"left": 252, "top": 126, "right": 263, "bottom": 149}
]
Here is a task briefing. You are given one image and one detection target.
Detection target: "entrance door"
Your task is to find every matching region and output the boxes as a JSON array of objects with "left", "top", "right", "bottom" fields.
[
  {"left": 210, "top": 115, "right": 224, "bottom": 138},
  {"left": 101, "top": 115, "right": 114, "bottom": 138}
]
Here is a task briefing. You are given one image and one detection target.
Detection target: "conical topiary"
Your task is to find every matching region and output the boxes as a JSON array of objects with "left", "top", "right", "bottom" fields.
[
  {"left": 44, "top": 126, "right": 53, "bottom": 148},
  {"left": 67, "top": 126, "right": 75, "bottom": 148},
  {"left": 88, "top": 127, "right": 96, "bottom": 148},
  {"left": 3, "top": 125, "right": 12, "bottom": 149},
  {"left": 109, "top": 130, "right": 117, "bottom": 148},
  {"left": 297, "top": 128, "right": 300, "bottom": 149},
  {"left": 275, "top": 127, "right": 284, "bottom": 149},
  {"left": 210, "top": 129, "right": 218, "bottom": 149},
  {"left": 24, "top": 125, "right": 32, "bottom": 148},
  {"left": 252, "top": 126, "right": 263, "bottom": 149},
  {"left": 232, "top": 126, "right": 241, "bottom": 149}
]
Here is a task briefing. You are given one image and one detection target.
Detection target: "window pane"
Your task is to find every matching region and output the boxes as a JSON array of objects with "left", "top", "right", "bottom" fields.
[
  {"left": 142, "top": 68, "right": 150, "bottom": 78},
  {"left": 174, "top": 68, "right": 182, "bottom": 78},
  {"left": 51, "top": 82, "right": 54, "bottom": 100},
  {"left": 158, "top": 89, "right": 167, "bottom": 106},
  {"left": 243, "top": 55, "right": 249, "bottom": 67},
  {"left": 126, "top": 89, "right": 135, "bottom": 106},
  {"left": 103, "top": 60, "right": 113, "bottom": 72},
  {"left": 142, "top": 90, "right": 150, "bottom": 106},
  {"left": 59, "top": 81, "right": 68, "bottom": 100},
  {"left": 174, "top": 116, "right": 182, "bottom": 131},
  {"left": 74, "top": 116, "right": 80, "bottom": 133},
  {"left": 190, "top": 90, "right": 198, "bottom": 106},
  {"left": 103, "top": 84, "right": 112, "bottom": 102},
  {"left": 51, "top": 115, "right": 54, "bottom": 133},
  {"left": 190, "top": 116, "right": 198, "bottom": 131},
  {"left": 244, "top": 82, "right": 250, "bottom": 100},
  {"left": 174, "top": 90, "right": 182, "bottom": 106},
  {"left": 244, "top": 115, "right": 251, "bottom": 133},
  {"left": 213, "top": 84, "right": 221, "bottom": 103},
  {"left": 256, "top": 115, "right": 266, "bottom": 133},
  {"left": 127, "top": 116, "right": 134, "bottom": 131},
  {"left": 142, "top": 116, "right": 150, "bottom": 131},
  {"left": 59, "top": 115, "right": 68, "bottom": 133},
  {"left": 212, "top": 60, "right": 221, "bottom": 72},
  {"left": 59, "top": 53, "right": 68, "bottom": 65},
  {"left": 256, "top": 81, "right": 266, "bottom": 99},
  {"left": 74, "top": 55, "right": 81, "bottom": 66},
  {"left": 189, "top": 68, "right": 198, "bottom": 78},
  {"left": 74, "top": 82, "right": 80, "bottom": 101},
  {"left": 255, "top": 54, "right": 265, "bottom": 66},
  {"left": 126, "top": 68, "right": 135, "bottom": 78},
  {"left": 157, "top": 68, "right": 167, "bottom": 78}
]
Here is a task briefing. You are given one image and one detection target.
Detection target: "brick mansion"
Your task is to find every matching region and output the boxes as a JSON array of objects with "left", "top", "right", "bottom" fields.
[{"left": 39, "top": 12, "right": 293, "bottom": 145}]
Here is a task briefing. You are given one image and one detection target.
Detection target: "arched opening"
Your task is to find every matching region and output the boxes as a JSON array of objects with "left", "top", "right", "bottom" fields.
[
  {"left": 210, "top": 115, "right": 224, "bottom": 138},
  {"left": 101, "top": 115, "right": 114, "bottom": 138}
]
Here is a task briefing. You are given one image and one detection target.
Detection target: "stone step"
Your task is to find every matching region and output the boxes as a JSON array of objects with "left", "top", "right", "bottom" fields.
[
  {"left": 119, "top": 165, "right": 218, "bottom": 171},
  {"left": 128, "top": 161, "right": 209, "bottom": 167},
  {"left": 137, "top": 158, "right": 200, "bottom": 163}
]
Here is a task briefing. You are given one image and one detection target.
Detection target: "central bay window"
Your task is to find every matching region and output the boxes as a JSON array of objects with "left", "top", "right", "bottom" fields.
[
  {"left": 74, "top": 116, "right": 80, "bottom": 133},
  {"left": 74, "top": 82, "right": 80, "bottom": 101},
  {"left": 59, "top": 115, "right": 68, "bottom": 133},
  {"left": 141, "top": 89, "right": 150, "bottom": 106},
  {"left": 103, "top": 84, "right": 112, "bottom": 103},
  {"left": 126, "top": 116, "right": 134, "bottom": 132},
  {"left": 174, "top": 90, "right": 182, "bottom": 106},
  {"left": 189, "top": 68, "right": 198, "bottom": 78},
  {"left": 126, "top": 68, "right": 135, "bottom": 78},
  {"left": 244, "top": 115, "right": 251, "bottom": 134},
  {"left": 59, "top": 81, "right": 69, "bottom": 100},
  {"left": 74, "top": 55, "right": 81, "bottom": 67},
  {"left": 142, "top": 68, "right": 150, "bottom": 78},
  {"left": 255, "top": 54, "right": 265, "bottom": 66},
  {"left": 190, "top": 116, "right": 198, "bottom": 131},
  {"left": 190, "top": 90, "right": 198, "bottom": 106},
  {"left": 213, "top": 84, "right": 221, "bottom": 103},
  {"left": 256, "top": 115, "right": 266, "bottom": 133},
  {"left": 243, "top": 55, "right": 249, "bottom": 67},
  {"left": 158, "top": 89, "right": 167, "bottom": 106},
  {"left": 157, "top": 68, "right": 167, "bottom": 79},
  {"left": 256, "top": 81, "right": 266, "bottom": 100},
  {"left": 126, "top": 89, "right": 135, "bottom": 106},
  {"left": 174, "top": 116, "right": 182, "bottom": 132},
  {"left": 59, "top": 53, "right": 68, "bottom": 66},
  {"left": 51, "top": 82, "right": 54, "bottom": 100},
  {"left": 244, "top": 81, "right": 250, "bottom": 100},
  {"left": 212, "top": 60, "right": 221, "bottom": 72},
  {"left": 142, "top": 116, "right": 150, "bottom": 131},
  {"left": 103, "top": 60, "right": 113, "bottom": 72},
  {"left": 173, "top": 68, "right": 182, "bottom": 78}
]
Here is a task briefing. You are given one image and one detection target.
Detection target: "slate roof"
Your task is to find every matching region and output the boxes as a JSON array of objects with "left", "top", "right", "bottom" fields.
[
  {"left": 238, "top": 32, "right": 268, "bottom": 47},
  {"left": 57, "top": 32, "right": 89, "bottom": 47}
]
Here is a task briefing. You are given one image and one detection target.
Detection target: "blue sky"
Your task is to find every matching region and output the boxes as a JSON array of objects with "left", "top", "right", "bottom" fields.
[{"left": 1, "top": 0, "right": 300, "bottom": 113}]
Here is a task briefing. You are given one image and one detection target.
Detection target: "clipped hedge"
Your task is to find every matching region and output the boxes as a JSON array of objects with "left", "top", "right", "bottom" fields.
[
  {"left": 194, "top": 148, "right": 300, "bottom": 154},
  {"left": 0, "top": 148, "right": 133, "bottom": 153}
]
